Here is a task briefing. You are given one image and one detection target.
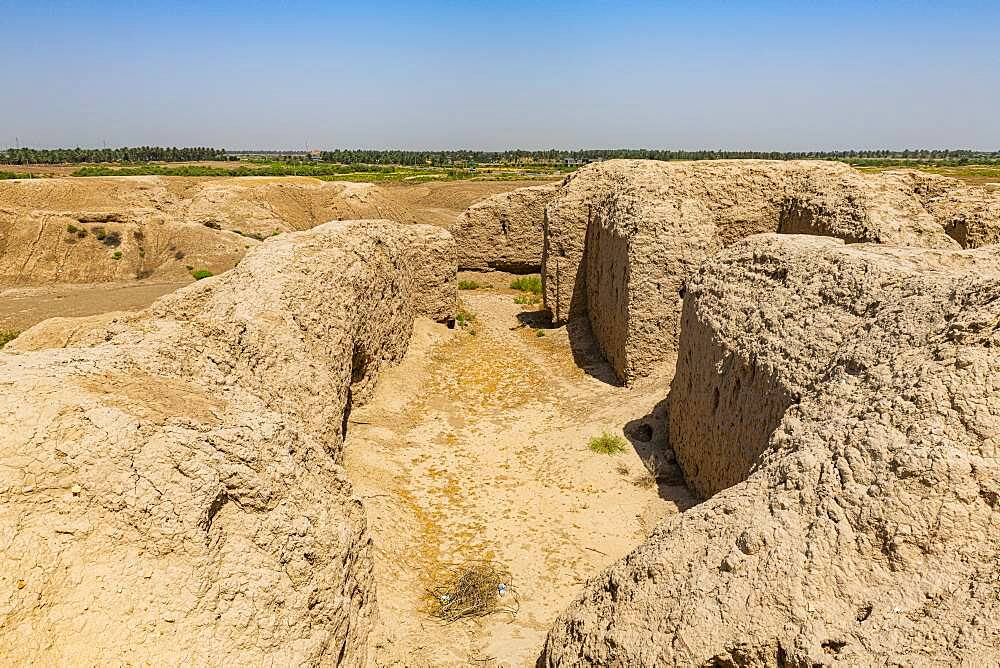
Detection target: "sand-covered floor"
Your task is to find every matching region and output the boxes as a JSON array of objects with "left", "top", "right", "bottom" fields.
[{"left": 344, "top": 275, "right": 696, "bottom": 667}]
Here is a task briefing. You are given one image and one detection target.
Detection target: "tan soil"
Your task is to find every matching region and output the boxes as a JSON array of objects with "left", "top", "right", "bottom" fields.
[
  {"left": 0, "top": 280, "right": 186, "bottom": 332},
  {"left": 344, "top": 275, "right": 695, "bottom": 667},
  {"left": 0, "top": 175, "right": 548, "bottom": 287}
]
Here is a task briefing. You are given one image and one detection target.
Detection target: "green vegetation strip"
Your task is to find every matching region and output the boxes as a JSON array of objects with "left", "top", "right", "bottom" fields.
[
  {"left": 68, "top": 163, "right": 535, "bottom": 181},
  {"left": 0, "top": 331, "right": 18, "bottom": 349},
  {"left": 510, "top": 275, "right": 542, "bottom": 294}
]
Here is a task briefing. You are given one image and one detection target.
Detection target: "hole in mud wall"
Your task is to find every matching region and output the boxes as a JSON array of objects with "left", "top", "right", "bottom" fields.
[
  {"left": 351, "top": 346, "right": 369, "bottom": 385},
  {"left": 777, "top": 199, "right": 822, "bottom": 236}
]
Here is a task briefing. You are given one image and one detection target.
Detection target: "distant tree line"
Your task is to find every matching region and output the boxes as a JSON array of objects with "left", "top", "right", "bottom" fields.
[
  {"left": 4, "top": 146, "right": 999, "bottom": 167},
  {"left": 0, "top": 146, "right": 229, "bottom": 164},
  {"left": 316, "top": 148, "right": 1000, "bottom": 166}
]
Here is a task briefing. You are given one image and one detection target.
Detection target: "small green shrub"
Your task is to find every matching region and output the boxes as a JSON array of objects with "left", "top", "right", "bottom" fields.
[
  {"left": 588, "top": 431, "right": 627, "bottom": 455},
  {"left": 514, "top": 294, "right": 541, "bottom": 305},
  {"left": 510, "top": 275, "right": 542, "bottom": 295},
  {"left": 0, "top": 330, "right": 18, "bottom": 349},
  {"left": 455, "top": 307, "right": 475, "bottom": 328},
  {"left": 66, "top": 224, "right": 78, "bottom": 234},
  {"left": 93, "top": 227, "right": 107, "bottom": 240},
  {"left": 191, "top": 269, "right": 214, "bottom": 280},
  {"left": 535, "top": 329, "right": 545, "bottom": 337},
  {"left": 112, "top": 251, "right": 123, "bottom": 260},
  {"left": 458, "top": 280, "right": 481, "bottom": 290}
]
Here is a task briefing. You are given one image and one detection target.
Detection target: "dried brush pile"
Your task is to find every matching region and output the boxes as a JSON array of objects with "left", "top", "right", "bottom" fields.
[{"left": 427, "top": 559, "right": 519, "bottom": 623}]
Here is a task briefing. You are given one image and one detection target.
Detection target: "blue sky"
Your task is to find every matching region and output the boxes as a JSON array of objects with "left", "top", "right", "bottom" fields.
[{"left": 2, "top": 1, "right": 998, "bottom": 150}]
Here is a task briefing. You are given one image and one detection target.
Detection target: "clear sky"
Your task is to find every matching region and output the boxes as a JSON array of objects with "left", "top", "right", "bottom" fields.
[{"left": 2, "top": 0, "right": 998, "bottom": 150}]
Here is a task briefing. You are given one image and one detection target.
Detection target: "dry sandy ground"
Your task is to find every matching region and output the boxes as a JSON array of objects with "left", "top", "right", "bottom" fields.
[
  {"left": 0, "top": 280, "right": 186, "bottom": 332},
  {"left": 345, "top": 276, "right": 697, "bottom": 667}
]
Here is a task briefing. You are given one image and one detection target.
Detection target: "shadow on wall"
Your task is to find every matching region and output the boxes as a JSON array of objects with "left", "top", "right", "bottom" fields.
[
  {"left": 622, "top": 396, "right": 700, "bottom": 508},
  {"left": 541, "top": 203, "right": 591, "bottom": 326},
  {"left": 520, "top": 309, "right": 622, "bottom": 387}
]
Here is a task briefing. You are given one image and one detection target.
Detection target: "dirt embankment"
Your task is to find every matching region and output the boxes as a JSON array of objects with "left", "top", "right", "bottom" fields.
[
  {"left": 0, "top": 176, "right": 541, "bottom": 333},
  {"left": 0, "top": 176, "right": 544, "bottom": 287},
  {"left": 0, "top": 221, "right": 456, "bottom": 664}
]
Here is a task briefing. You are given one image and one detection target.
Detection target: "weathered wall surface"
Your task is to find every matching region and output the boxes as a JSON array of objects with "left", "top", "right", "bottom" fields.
[
  {"left": 0, "top": 220, "right": 449, "bottom": 664},
  {"left": 396, "top": 223, "right": 457, "bottom": 322},
  {"left": 585, "top": 188, "right": 717, "bottom": 384},
  {"left": 452, "top": 183, "right": 558, "bottom": 272},
  {"left": 550, "top": 159, "right": 967, "bottom": 384},
  {"left": 880, "top": 169, "right": 1000, "bottom": 248},
  {"left": 543, "top": 234, "right": 1000, "bottom": 666}
]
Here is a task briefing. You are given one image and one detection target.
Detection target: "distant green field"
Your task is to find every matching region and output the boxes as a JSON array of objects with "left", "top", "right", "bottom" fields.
[
  {"left": 857, "top": 164, "right": 1000, "bottom": 186},
  {"left": 4, "top": 157, "right": 996, "bottom": 186}
]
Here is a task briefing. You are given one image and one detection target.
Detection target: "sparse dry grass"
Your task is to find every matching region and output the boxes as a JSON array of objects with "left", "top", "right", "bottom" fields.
[
  {"left": 455, "top": 307, "right": 476, "bottom": 329},
  {"left": 426, "top": 558, "right": 518, "bottom": 623},
  {"left": 631, "top": 454, "right": 663, "bottom": 488}
]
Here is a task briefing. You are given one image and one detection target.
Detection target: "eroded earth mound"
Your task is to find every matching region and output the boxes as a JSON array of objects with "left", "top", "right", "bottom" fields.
[
  {"left": 544, "top": 159, "right": 998, "bottom": 384},
  {"left": 881, "top": 169, "right": 1000, "bottom": 248},
  {"left": 542, "top": 234, "right": 1000, "bottom": 666},
  {"left": 0, "top": 175, "right": 536, "bottom": 285},
  {"left": 0, "top": 220, "right": 455, "bottom": 664}
]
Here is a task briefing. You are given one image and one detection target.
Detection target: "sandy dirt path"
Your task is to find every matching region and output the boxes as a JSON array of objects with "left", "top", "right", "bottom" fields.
[{"left": 344, "top": 281, "right": 697, "bottom": 667}]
